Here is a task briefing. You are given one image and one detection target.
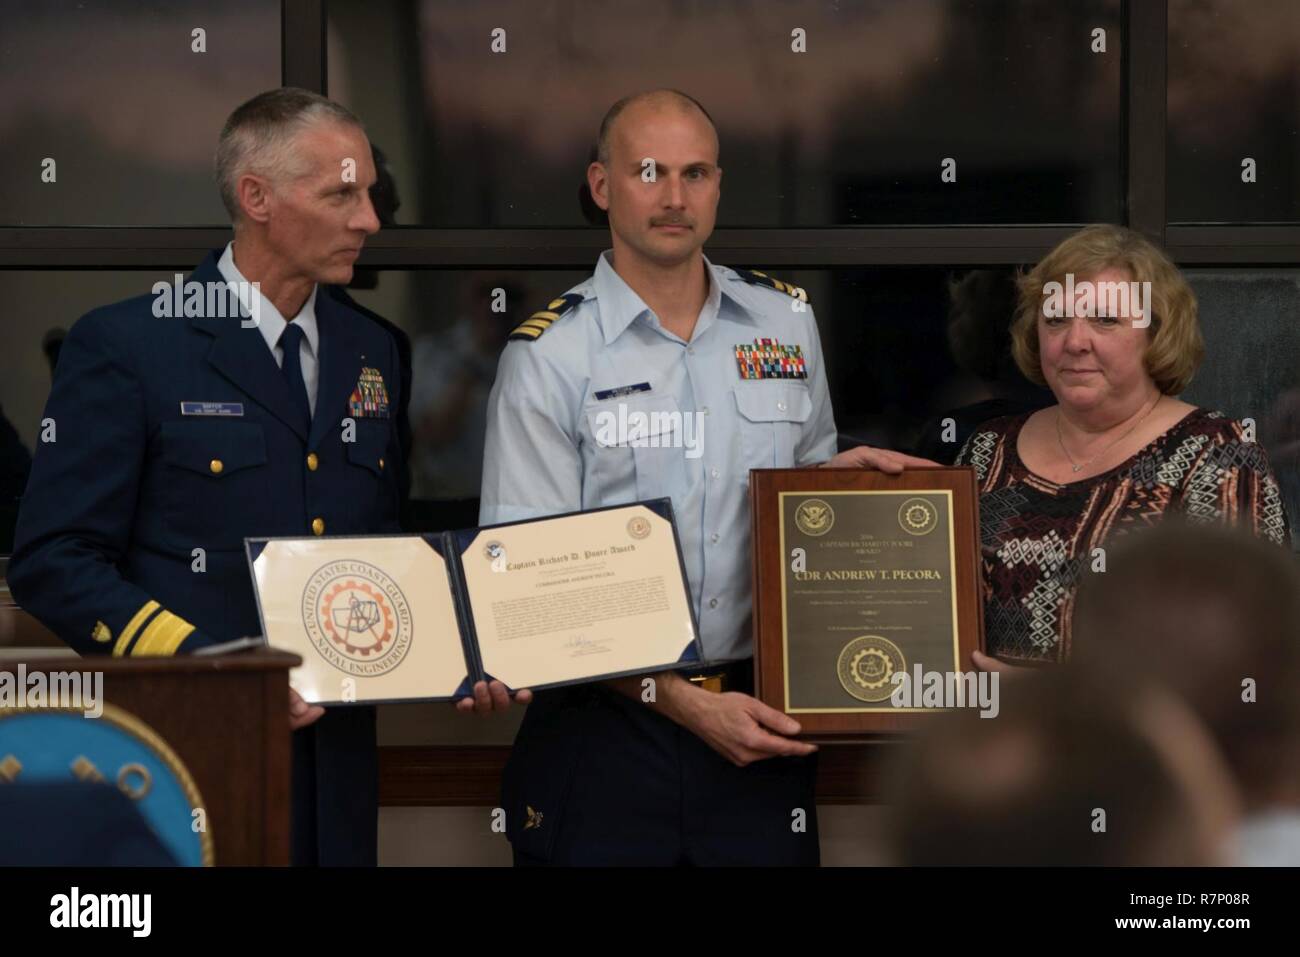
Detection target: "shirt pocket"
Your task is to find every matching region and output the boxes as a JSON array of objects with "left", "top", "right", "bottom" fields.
[
  {"left": 341, "top": 419, "right": 393, "bottom": 523},
  {"left": 501, "top": 688, "right": 591, "bottom": 861},
  {"left": 159, "top": 419, "right": 269, "bottom": 551},
  {"left": 583, "top": 393, "right": 686, "bottom": 503},
  {"left": 733, "top": 382, "right": 813, "bottom": 471}
]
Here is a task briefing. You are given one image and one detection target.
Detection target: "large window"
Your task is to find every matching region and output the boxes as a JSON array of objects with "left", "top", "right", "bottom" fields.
[
  {"left": 1168, "top": 0, "right": 1300, "bottom": 224},
  {"left": 0, "top": 0, "right": 281, "bottom": 226},
  {"left": 328, "top": 0, "right": 1123, "bottom": 227},
  {"left": 4, "top": 1, "right": 1300, "bottom": 552},
  {"left": 10, "top": 262, "right": 1290, "bottom": 554}
]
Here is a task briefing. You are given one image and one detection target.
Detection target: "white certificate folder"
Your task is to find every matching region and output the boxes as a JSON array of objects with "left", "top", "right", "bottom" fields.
[{"left": 245, "top": 500, "right": 704, "bottom": 705}]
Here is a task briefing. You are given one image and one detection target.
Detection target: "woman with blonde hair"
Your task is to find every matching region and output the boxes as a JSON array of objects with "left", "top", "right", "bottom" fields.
[{"left": 845, "top": 225, "right": 1290, "bottom": 668}]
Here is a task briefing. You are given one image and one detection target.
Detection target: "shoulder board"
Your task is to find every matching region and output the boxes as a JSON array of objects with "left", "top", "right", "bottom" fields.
[
  {"left": 508, "top": 293, "right": 586, "bottom": 342},
  {"left": 731, "top": 268, "right": 809, "bottom": 304}
]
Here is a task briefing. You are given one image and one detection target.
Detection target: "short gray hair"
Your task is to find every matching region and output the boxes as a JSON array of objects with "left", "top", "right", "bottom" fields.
[{"left": 214, "top": 87, "right": 365, "bottom": 222}]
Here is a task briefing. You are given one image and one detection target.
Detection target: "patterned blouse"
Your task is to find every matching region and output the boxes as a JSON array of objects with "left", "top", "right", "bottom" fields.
[{"left": 954, "top": 408, "right": 1291, "bottom": 664}]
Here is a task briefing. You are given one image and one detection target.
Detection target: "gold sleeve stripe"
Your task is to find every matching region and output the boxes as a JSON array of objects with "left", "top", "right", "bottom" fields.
[
  {"left": 132, "top": 610, "right": 197, "bottom": 657},
  {"left": 153, "top": 618, "right": 196, "bottom": 656},
  {"left": 112, "top": 601, "right": 161, "bottom": 658},
  {"left": 735, "top": 268, "right": 810, "bottom": 304},
  {"left": 508, "top": 292, "right": 584, "bottom": 342}
]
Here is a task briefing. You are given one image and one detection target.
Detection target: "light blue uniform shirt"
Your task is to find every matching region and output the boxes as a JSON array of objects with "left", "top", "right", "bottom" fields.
[{"left": 480, "top": 251, "right": 838, "bottom": 661}]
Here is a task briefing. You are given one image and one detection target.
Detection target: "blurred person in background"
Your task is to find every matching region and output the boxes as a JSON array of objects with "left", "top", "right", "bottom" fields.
[
  {"left": 408, "top": 275, "right": 526, "bottom": 500},
  {"left": 883, "top": 666, "right": 1240, "bottom": 866},
  {"left": 913, "top": 269, "right": 1051, "bottom": 463},
  {"left": 1072, "top": 521, "right": 1300, "bottom": 865}
]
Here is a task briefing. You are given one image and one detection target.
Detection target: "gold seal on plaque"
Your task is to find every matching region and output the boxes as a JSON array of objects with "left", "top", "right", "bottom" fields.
[
  {"left": 897, "top": 497, "right": 938, "bottom": 536},
  {"left": 627, "top": 516, "right": 651, "bottom": 540},
  {"left": 794, "top": 498, "right": 835, "bottom": 536},
  {"left": 837, "top": 635, "right": 907, "bottom": 703}
]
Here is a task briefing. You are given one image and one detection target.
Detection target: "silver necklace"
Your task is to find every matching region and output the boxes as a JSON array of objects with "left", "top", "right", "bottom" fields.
[{"left": 1056, "top": 396, "right": 1162, "bottom": 474}]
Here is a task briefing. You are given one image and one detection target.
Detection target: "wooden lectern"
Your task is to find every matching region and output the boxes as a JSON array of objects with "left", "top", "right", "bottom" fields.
[{"left": 0, "top": 648, "right": 300, "bottom": 865}]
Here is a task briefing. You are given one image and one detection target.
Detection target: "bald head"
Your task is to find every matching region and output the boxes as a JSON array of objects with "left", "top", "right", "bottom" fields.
[
  {"left": 587, "top": 89, "right": 722, "bottom": 268},
  {"left": 596, "top": 89, "right": 717, "bottom": 166}
]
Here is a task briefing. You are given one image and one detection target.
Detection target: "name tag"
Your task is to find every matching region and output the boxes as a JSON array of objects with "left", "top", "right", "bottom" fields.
[
  {"left": 180, "top": 401, "right": 244, "bottom": 417},
  {"left": 593, "top": 382, "right": 652, "bottom": 402}
]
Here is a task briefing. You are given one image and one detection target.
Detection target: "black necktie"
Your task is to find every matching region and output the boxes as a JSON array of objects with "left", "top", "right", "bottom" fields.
[{"left": 278, "top": 322, "right": 312, "bottom": 428}]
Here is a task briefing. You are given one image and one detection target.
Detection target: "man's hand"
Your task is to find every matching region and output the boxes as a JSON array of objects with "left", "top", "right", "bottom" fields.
[
  {"left": 679, "top": 689, "right": 818, "bottom": 767},
  {"left": 290, "top": 687, "right": 324, "bottom": 731},
  {"left": 454, "top": 680, "right": 533, "bottom": 715},
  {"left": 822, "top": 445, "right": 943, "bottom": 473},
  {"left": 628, "top": 672, "right": 816, "bottom": 767}
]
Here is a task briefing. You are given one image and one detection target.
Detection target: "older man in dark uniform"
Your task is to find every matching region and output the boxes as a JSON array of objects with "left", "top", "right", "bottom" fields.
[{"left": 7, "top": 87, "right": 401, "bottom": 866}]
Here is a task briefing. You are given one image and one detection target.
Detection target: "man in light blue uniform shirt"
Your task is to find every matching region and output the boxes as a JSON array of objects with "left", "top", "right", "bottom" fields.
[
  {"left": 481, "top": 249, "right": 837, "bottom": 661},
  {"left": 469, "top": 89, "right": 897, "bottom": 866}
]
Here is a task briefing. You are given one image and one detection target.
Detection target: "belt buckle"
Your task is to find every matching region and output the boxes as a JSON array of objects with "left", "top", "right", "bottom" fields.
[{"left": 687, "top": 671, "right": 727, "bottom": 694}]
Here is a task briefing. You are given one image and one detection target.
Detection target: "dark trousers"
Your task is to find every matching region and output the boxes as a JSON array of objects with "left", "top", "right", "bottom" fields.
[
  {"left": 291, "top": 705, "right": 378, "bottom": 867},
  {"left": 504, "top": 670, "right": 819, "bottom": 866}
]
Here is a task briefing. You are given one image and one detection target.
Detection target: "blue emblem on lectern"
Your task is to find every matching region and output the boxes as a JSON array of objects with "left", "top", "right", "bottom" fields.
[{"left": 0, "top": 705, "right": 213, "bottom": 866}]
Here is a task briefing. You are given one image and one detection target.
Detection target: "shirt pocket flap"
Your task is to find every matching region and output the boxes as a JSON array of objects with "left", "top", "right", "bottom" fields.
[
  {"left": 346, "top": 423, "right": 389, "bottom": 475},
  {"left": 160, "top": 420, "right": 267, "bottom": 477},
  {"left": 733, "top": 384, "right": 812, "bottom": 424}
]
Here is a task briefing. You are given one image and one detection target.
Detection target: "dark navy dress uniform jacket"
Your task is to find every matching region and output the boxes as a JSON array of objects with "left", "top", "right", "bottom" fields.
[{"left": 8, "top": 250, "right": 403, "bottom": 865}]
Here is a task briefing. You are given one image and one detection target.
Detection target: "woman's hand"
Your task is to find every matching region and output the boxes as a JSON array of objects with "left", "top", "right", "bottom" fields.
[
  {"left": 971, "top": 650, "right": 1028, "bottom": 675},
  {"left": 822, "top": 445, "right": 944, "bottom": 473}
]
